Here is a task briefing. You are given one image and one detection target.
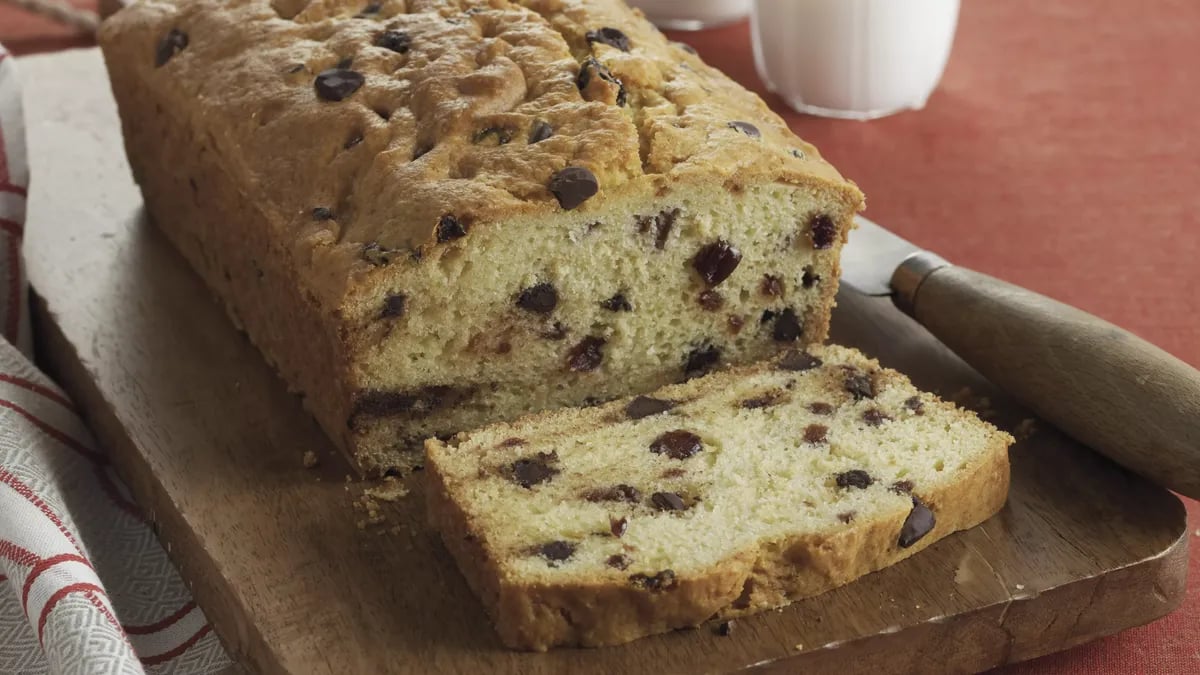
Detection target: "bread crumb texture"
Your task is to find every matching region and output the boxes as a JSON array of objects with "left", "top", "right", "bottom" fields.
[{"left": 426, "top": 345, "right": 1012, "bottom": 649}]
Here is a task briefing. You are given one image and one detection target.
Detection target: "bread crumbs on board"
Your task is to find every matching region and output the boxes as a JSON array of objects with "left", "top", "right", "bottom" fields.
[{"left": 1013, "top": 418, "right": 1037, "bottom": 441}]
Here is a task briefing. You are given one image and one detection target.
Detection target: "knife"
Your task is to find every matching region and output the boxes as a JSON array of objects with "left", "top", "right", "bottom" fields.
[{"left": 841, "top": 216, "right": 1200, "bottom": 500}]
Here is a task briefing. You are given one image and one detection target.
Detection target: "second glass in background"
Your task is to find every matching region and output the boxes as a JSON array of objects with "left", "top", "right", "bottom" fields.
[{"left": 628, "top": 0, "right": 751, "bottom": 31}]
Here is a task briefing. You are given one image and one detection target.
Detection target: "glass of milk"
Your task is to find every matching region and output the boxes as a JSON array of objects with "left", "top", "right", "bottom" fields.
[
  {"left": 751, "top": 0, "right": 961, "bottom": 120},
  {"left": 629, "top": 0, "right": 752, "bottom": 30}
]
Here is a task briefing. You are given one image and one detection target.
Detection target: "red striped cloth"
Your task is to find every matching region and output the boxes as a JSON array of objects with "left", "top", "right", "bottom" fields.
[{"left": 0, "top": 44, "right": 229, "bottom": 674}]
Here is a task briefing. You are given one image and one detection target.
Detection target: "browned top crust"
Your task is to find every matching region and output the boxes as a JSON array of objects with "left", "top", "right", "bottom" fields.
[{"left": 101, "top": 0, "right": 862, "bottom": 305}]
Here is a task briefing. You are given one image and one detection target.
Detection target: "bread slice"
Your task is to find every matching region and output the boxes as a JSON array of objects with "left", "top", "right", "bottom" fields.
[
  {"left": 425, "top": 345, "right": 1012, "bottom": 650},
  {"left": 98, "top": 0, "right": 862, "bottom": 473}
]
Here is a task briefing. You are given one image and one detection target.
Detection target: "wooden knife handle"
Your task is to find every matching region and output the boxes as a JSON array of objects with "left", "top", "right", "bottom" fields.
[{"left": 895, "top": 255, "right": 1200, "bottom": 500}]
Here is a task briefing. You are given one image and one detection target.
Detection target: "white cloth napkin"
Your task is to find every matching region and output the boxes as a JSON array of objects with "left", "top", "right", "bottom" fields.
[{"left": 0, "top": 44, "right": 231, "bottom": 675}]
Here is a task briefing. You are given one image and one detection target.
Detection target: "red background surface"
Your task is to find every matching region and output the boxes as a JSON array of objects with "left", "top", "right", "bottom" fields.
[{"left": 2, "top": 0, "right": 1197, "bottom": 671}]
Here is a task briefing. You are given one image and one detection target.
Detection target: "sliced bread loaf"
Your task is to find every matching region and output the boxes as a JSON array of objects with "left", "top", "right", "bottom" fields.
[{"left": 425, "top": 345, "right": 1013, "bottom": 650}]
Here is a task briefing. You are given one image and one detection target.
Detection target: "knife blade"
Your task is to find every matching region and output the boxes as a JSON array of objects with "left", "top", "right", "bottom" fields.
[
  {"left": 836, "top": 214, "right": 1200, "bottom": 500},
  {"left": 840, "top": 216, "right": 936, "bottom": 297}
]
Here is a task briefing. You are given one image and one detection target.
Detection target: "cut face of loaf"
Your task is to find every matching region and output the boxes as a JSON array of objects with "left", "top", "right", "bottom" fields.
[
  {"left": 343, "top": 183, "right": 855, "bottom": 471},
  {"left": 425, "top": 345, "right": 1013, "bottom": 650},
  {"left": 98, "top": 0, "right": 863, "bottom": 472}
]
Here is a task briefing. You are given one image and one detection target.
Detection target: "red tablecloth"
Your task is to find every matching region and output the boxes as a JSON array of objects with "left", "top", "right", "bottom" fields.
[{"left": 2, "top": 0, "right": 1197, "bottom": 672}]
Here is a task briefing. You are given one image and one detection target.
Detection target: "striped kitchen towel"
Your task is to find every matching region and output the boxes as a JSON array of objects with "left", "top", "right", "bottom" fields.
[{"left": 0, "top": 43, "right": 231, "bottom": 675}]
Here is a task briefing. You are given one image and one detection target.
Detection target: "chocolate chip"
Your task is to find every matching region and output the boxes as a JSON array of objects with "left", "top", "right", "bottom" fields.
[
  {"left": 692, "top": 240, "right": 743, "bottom": 286},
  {"left": 772, "top": 308, "right": 803, "bottom": 342},
  {"left": 516, "top": 283, "right": 558, "bottom": 314},
  {"left": 838, "top": 511, "right": 856, "bottom": 524},
  {"left": 626, "top": 396, "right": 674, "bottom": 420},
  {"left": 760, "top": 275, "right": 784, "bottom": 297},
  {"left": 899, "top": 499, "right": 936, "bottom": 548},
  {"left": 529, "top": 120, "right": 553, "bottom": 144},
  {"left": 602, "top": 293, "right": 632, "bottom": 312},
  {"left": 801, "top": 266, "right": 820, "bottom": 288},
  {"left": 350, "top": 385, "right": 468, "bottom": 420},
  {"left": 845, "top": 372, "right": 876, "bottom": 400},
  {"left": 684, "top": 344, "right": 721, "bottom": 379},
  {"left": 891, "top": 480, "right": 914, "bottom": 494},
  {"left": 567, "top": 336, "right": 606, "bottom": 372},
  {"left": 651, "top": 492, "right": 687, "bottom": 512},
  {"left": 357, "top": 1, "right": 382, "bottom": 16},
  {"left": 381, "top": 293, "right": 406, "bottom": 319},
  {"left": 863, "top": 408, "right": 891, "bottom": 426},
  {"left": 791, "top": 148, "right": 806, "bottom": 159},
  {"left": 499, "top": 437, "right": 526, "bottom": 447},
  {"left": 576, "top": 57, "right": 627, "bottom": 106},
  {"left": 728, "top": 121, "right": 761, "bottom": 138},
  {"left": 631, "top": 569, "right": 677, "bottom": 591},
  {"left": 742, "top": 392, "right": 785, "bottom": 410},
  {"left": 549, "top": 166, "right": 599, "bottom": 210},
  {"left": 311, "top": 207, "right": 335, "bottom": 221},
  {"left": 607, "top": 554, "right": 632, "bottom": 570},
  {"left": 904, "top": 396, "right": 926, "bottom": 415},
  {"left": 674, "top": 41, "right": 698, "bottom": 55},
  {"left": 314, "top": 69, "right": 365, "bottom": 101},
  {"left": 808, "top": 402, "right": 834, "bottom": 415},
  {"left": 360, "top": 243, "right": 391, "bottom": 266},
  {"left": 585, "top": 484, "right": 642, "bottom": 503},
  {"left": 155, "top": 28, "right": 189, "bottom": 67},
  {"left": 376, "top": 30, "right": 412, "bottom": 53},
  {"left": 650, "top": 430, "right": 703, "bottom": 460},
  {"left": 344, "top": 133, "right": 365, "bottom": 150},
  {"left": 610, "top": 516, "right": 628, "bottom": 538},
  {"left": 586, "top": 27, "right": 631, "bottom": 51},
  {"left": 472, "top": 126, "right": 514, "bottom": 145},
  {"left": 779, "top": 350, "right": 822, "bottom": 372},
  {"left": 538, "top": 540, "right": 575, "bottom": 562},
  {"left": 698, "top": 290, "right": 724, "bottom": 311},
  {"left": 637, "top": 209, "right": 678, "bottom": 250},
  {"left": 436, "top": 214, "right": 467, "bottom": 242},
  {"left": 836, "top": 470, "right": 874, "bottom": 490},
  {"left": 728, "top": 315, "right": 744, "bottom": 333},
  {"left": 803, "top": 424, "right": 828, "bottom": 444},
  {"left": 509, "top": 454, "right": 559, "bottom": 488},
  {"left": 810, "top": 214, "right": 837, "bottom": 250},
  {"left": 539, "top": 321, "right": 568, "bottom": 340},
  {"left": 716, "top": 620, "right": 735, "bottom": 636}
]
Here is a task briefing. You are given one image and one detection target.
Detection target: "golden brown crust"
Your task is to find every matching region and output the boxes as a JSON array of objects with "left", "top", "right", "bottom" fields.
[
  {"left": 99, "top": 0, "right": 861, "bottom": 310},
  {"left": 426, "top": 345, "right": 1013, "bottom": 650}
]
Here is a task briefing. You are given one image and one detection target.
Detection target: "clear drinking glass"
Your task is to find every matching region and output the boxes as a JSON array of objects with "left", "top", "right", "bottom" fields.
[
  {"left": 751, "top": 0, "right": 961, "bottom": 120},
  {"left": 628, "top": 0, "right": 752, "bottom": 31}
]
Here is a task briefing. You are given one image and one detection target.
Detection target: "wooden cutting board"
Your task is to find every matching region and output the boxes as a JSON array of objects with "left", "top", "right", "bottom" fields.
[{"left": 19, "top": 49, "right": 1189, "bottom": 675}]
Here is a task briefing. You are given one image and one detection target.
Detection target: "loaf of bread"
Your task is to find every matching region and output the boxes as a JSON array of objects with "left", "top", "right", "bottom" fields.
[
  {"left": 98, "top": 0, "right": 864, "bottom": 473},
  {"left": 426, "top": 345, "right": 1012, "bottom": 650}
]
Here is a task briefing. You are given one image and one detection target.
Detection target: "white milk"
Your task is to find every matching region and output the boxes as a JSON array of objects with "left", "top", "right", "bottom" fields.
[
  {"left": 751, "top": 0, "right": 961, "bottom": 119},
  {"left": 629, "top": 0, "right": 752, "bottom": 30}
]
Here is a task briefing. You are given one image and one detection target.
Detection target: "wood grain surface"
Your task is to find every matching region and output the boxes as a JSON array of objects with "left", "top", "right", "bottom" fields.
[{"left": 19, "top": 49, "right": 1190, "bottom": 675}]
